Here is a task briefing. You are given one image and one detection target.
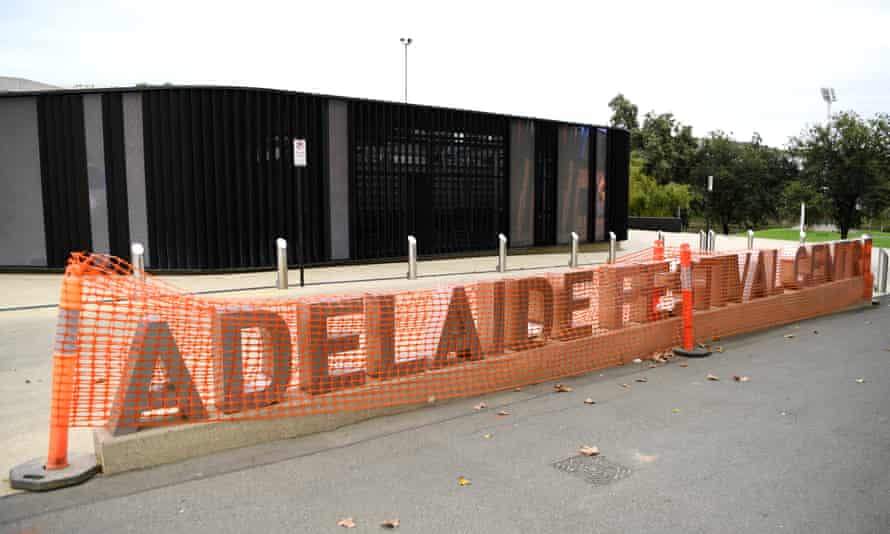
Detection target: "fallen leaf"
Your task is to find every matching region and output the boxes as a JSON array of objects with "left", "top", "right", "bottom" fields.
[
  {"left": 712, "top": 336, "right": 722, "bottom": 341},
  {"left": 706, "top": 373, "right": 720, "bottom": 381},
  {"left": 635, "top": 377, "right": 648, "bottom": 383},
  {"left": 579, "top": 445, "right": 600, "bottom": 456},
  {"left": 783, "top": 334, "right": 795, "bottom": 339},
  {"left": 620, "top": 383, "right": 631, "bottom": 389},
  {"left": 679, "top": 362, "right": 689, "bottom": 368},
  {"left": 584, "top": 398, "right": 596, "bottom": 405},
  {"left": 514, "top": 387, "right": 522, "bottom": 392},
  {"left": 24, "top": 379, "right": 31, "bottom": 384},
  {"left": 427, "top": 395, "right": 436, "bottom": 403},
  {"left": 483, "top": 433, "right": 493, "bottom": 439},
  {"left": 813, "top": 330, "right": 819, "bottom": 335},
  {"left": 733, "top": 375, "right": 750, "bottom": 382},
  {"left": 458, "top": 476, "right": 472, "bottom": 486},
  {"left": 474, "top": 402, "right": 487, "bottom": 411},
  {"left": 855, "top": 377, "right": 866, "bottom": 384},
  {"left": 337, "top": 517, "right": 356, "bottom": 529},
  {"left": 632, "top": 358, "right": 643, "bottom": 364},
  {"left": 554, "top": 384, "right": 573, "bottom": 393},
  {"left": 381, "top": 518, "right": 400, "bottom": 529},
  {"left": 636, "top": 453, "right": 658, "bottom": 463},
  {"left": 672, "top": 408, "right": 681, "bottom": 414},
  {"left": 649, "top": 363, "right": 657, "bottom": 368},
  {"left": 697, "top": 342, "right": 709, "bottom": 349},
  {"left": 715, "top": 346, "right": 725, "bottom": 353},
  {"left": 497, "top": 410, "right": 510, "bottom": 416}
]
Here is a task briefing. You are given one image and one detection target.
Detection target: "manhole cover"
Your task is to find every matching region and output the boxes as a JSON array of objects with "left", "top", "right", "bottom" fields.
[{"left": 552, "top": 455, "right": 631, "bottom": 486}]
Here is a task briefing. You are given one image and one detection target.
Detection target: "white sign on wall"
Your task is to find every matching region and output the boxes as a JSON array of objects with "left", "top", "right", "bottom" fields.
[{"left": 293, "top": 138, "right": 307, "bottom": 167}]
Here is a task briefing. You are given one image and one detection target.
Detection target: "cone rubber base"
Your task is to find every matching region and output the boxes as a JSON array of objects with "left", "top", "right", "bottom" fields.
[
  {"left": 9, "top": 453, "right": 99, "bottom": 491},
  {"left": 673, "top": 346, "right": 712, "bottom": 358}
]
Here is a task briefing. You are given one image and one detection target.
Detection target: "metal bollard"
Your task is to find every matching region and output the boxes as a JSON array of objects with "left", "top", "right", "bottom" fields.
[
  {"left": 608, "top": 231, "right": 617, "bottom": 264},
  {"left": 131, "top": 242, "right": 145, "bottom": 282},
  {"left": 747, "top": 229, "right": 754, "bottom": 250},
  {"left": 407, "top": 235, "right": 418, "bottom": 280},
  {"left": 877, "top": 249, "right": 889, "bottom": 295},
  {"left": 656, "top": 230, "right": 663, "bottom": 243},
  {"left": 497, "top": 233, "right": 508, "bottom": 273},
  {"left": 275, "top": 238, "right": 288, "bottom": 290},
  {"left": 569, "top": 232, "right": 579, "bottom": 268},
  {"left": 708, "top": 230, "right": 716, "bottom": 251},
  {"left": 699, "top": 230, "right": 706, "bottom": 251},
  {"left": 799, "top": 230, "right": 806, "bottom": 244}
]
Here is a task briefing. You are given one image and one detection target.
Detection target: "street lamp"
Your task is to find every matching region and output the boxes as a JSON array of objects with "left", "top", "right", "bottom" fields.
[
  {"left": 400, "top": 37, "right": 412, "bottom": 103},
  {"left": 820, "top": 87, "right": 836, "bottom": 122}
]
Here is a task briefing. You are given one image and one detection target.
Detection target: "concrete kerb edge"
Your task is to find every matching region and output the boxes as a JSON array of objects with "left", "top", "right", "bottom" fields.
[{"left": 94, "top": 402, "right": 427, "bottom": 475}]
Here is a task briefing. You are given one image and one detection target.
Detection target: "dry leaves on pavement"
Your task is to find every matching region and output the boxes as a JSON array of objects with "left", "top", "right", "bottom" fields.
[
  {"left": 554, "top": 384, "right": 573, "bottom": 393},
  {"left": 733, "top": 375, "right": 750, "bottom": 382},
  {"left": 474, "top": 402, "right": 487, "bottom": 411},
  {"left": 381, "top": 518, "right": 400, "bottom": 529},
  {"left": 714, "top": 346, "right": 725, "bottom": 353},
  {"left": 458, "top": 476, "right": 472, "bottom": 486},
  {"left": 856, "top": 377, "right": 866, "bottom": 384},
  {"left": 635, "top": 377, "right": 648, "bottom": 383},
  {"left": 679, "top": 362, "right": 689, "bottom": 368},
  {"left": 584, "top": 398, "right": 596, "bottom": 405},
  {"left": 579, "top": 445, "right": 600, "bottom": 456},
  {"left": 620, "top": 383, "right": 631, "bottom": 389},
  {"left": 337, "top": 517, "right": 356, "bottom": 529},
  {"left": 496, "top": 410, "right": 510, "bottom": 416},
  {"left": 706, "top": 373, "right": 720, "bottom": 381},
  {"left": 783, "top": 333, "right": 795, "bottom": 339}
]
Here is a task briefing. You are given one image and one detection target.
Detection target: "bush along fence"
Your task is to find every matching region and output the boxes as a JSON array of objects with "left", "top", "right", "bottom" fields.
[{"left": 10, "top": 237, "right": 873, "bottom": 490}]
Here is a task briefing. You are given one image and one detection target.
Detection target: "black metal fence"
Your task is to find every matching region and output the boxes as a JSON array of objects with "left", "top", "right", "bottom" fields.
[{"left": 2, "top": 86, "right": 630, "bottom": 271}]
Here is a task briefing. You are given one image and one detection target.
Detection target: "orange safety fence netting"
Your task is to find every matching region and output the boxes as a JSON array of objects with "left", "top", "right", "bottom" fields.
[{"left": 53, "top": 238, "right": 870, "bottom": 432}]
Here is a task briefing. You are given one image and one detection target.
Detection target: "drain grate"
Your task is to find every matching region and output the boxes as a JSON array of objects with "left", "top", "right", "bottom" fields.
[{"left": 552, "top": 455, "right": 632, "bottom": 486}]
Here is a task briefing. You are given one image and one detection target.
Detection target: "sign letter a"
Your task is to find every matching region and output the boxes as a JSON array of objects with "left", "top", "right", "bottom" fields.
[{"left": 109, "top": 320, "right": 207, "bottom": 435}]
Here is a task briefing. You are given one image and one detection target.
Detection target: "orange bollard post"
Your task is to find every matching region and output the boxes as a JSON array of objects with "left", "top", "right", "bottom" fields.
[
  {"left": 10, "top": 262, "right": 100, "bottom": 491},
  {"left": 673, "top": 243, "right": 711, "bottom": 358}
]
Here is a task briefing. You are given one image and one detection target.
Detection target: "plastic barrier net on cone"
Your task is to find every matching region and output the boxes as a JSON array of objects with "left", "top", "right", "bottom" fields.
[{"left": 55, "top": 239, "right": 869, "bottom": 432}]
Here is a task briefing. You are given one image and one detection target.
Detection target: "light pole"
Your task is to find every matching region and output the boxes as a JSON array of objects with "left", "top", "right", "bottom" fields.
[
  {"left": 400, "top": 37, "right": 412, "bottom": 103},
  {"left": 820, "top": 87, "right": 836, "bottom": 123}
]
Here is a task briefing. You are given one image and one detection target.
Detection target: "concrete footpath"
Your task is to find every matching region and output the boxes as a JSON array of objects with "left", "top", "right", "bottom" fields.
[{"left": 0, "top": 297, "right": 887, "bottom": 533}]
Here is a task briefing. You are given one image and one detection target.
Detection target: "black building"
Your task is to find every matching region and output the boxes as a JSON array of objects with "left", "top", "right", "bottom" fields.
[{"left": 0, "top": 86, "right": 629, "bottom": 271}]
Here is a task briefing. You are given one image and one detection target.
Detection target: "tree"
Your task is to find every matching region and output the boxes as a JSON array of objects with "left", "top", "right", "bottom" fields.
[
  {"left": 628, "top": 152, "right": 692, "bottom": 217},
  {"left": 693, "top": 132, "right": 744, "bottom": 234},
  {"left": 793, "top": 112, "right": 889, "bottom": 238},
  {"left": 639, "top": 112, "right": 698, "bottom": 185},
  {"left": 608, "top": 94, "right": 641, "bottom": 149},
  {"left": 608, "top": 93, "right": 639, "bottom": 132},
  {"left": 779, "top": 180, "right": 829, "bottom": 225}
]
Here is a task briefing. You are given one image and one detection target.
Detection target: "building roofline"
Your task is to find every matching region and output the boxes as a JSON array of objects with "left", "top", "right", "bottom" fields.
[{"left": 0, "top": 83, "right": 625, "bottom": 133}]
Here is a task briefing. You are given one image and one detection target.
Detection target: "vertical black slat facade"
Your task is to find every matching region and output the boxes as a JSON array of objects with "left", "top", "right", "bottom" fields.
[
  {"left": 141, "top": 89, "right": 327, "bottom": 269},
  {"left": 348, "top": 101, "right": 508, "bottom": 260},
  {"left": 37, "top": 94, "right": 92, "bottom": 267},
  {"left": 533, "top": 120, "right": 558, "bottom": 246},
  {"left": 101, "top": 93, "right": 131, "bottom": 260},
  {"left": 606, "top": 128, "right": 630, "bottom": 241}
]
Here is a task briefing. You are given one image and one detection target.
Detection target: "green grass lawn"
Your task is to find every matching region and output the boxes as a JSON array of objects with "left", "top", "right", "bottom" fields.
[{"left": 737, "top": 228, "right": 890, "bottom": 248}]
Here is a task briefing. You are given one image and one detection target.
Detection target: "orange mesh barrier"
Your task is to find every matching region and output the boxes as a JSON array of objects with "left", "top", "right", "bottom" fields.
[{"left": 49, "top": 239, "right": 870, "bottom": 435}]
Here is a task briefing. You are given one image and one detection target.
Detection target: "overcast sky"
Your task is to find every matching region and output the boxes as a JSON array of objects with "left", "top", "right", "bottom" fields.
[{"left": 2, "top": 0, "right": 888, "bottom": 147}]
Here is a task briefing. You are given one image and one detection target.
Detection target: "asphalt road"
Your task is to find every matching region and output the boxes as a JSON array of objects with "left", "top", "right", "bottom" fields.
[{"left": 1, "top": 300, "right": 888, "bottom": 533}]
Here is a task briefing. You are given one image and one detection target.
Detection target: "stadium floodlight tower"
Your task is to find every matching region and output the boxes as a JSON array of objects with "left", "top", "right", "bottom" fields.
[{"left": 820, "top": 87, "right": 836, "bottom": 122}]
